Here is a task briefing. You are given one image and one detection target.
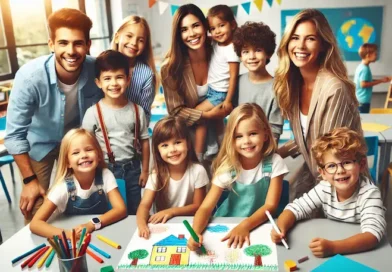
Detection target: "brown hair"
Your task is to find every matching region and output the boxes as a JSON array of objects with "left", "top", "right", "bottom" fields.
[
  {"left": 151, "top": 116, "right": 198, "bottom": 209},
  {"left": 48, "top": 8, "right": 92, "bottom": 41},
  {"left": 207, "top": 5, "right": 237, "bottom": 29},
  {"left": 358, "top": 43, "right": 378, "bottom": 59},
  {"left": 232, "top": 21, "right": 276, "bottom": 64},
  {"left": 95, "top": 50, "right": 130, "bottom": 78},
  {"left": 311, "top": 127, "right": 367, "bottom": 167}
]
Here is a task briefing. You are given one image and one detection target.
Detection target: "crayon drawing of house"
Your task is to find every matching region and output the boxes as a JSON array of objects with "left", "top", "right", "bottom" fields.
[{"left": 149, "top": 234, "right": 190, "bottom": 265}]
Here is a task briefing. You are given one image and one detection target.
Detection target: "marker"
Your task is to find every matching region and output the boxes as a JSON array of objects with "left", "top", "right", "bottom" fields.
[
  {"left": 61, "top": 230, "right": 70, "bottom": 258},
  {"left": 265, "top": 210, "right": 289, "bottom": 249},
  {"left": 37, "top": 247, "right": 53, "bottom": 268},
  {"left": 86, "top": 248, "right": 104, "bottom": 263},
  {"left": 97, "top": 235, "right": 121, "bottom": 249},
  {"left": 77, "top": 228, "right": 87, "bottom": 255},
  {"left": 183, "top": 220, "right": 207, "bottom": 254},
  {"left": 72, "top": 229, "right": 76, "bottom": 258},
  {"left": 28, "top": 246, "right": 49, "bottom": 268},
  {"left": 21, "top": 246, "right": 48, "bottom": 268},
  {"left": 89, "top": 243, "right": 111, "bottom": 258},
  {"left": 45, "top": 250, "right": 56, "bottom": 268},
  {"left": 11, "top": 243, "right": 46, "bottom": 264}
]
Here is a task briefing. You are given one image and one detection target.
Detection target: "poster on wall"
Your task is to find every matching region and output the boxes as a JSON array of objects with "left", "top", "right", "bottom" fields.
[{"left": 281, "top": 7, "right": 383, "bottom": 61}]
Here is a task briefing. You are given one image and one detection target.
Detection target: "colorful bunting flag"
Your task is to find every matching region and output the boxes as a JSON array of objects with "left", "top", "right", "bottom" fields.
[
  {"left": 171, "top": 5, "right": 179, "bottom": 16},
  {"left": 230, "top": 5, "right": 238, "bottom": 17},
  {"left": 266, "top": 0, "right": 273, "bottom": 7},
  {"left": 148, "top": 0, "right": 156, "bottom": 8},
  {"left": 276, "top": 0, "right": 282, "bottom": 4},
  {"left": 201, "top": 7, "right": 209, "bottom": 16},
  {"left": 158, "top": 1, "right": 169, "bottom": 15},
  {"left": 253, "top": 0, "right": 263, "bottom": 12},
  {"left": 241, "top": 2, "right": 251, "bottom": 14}
]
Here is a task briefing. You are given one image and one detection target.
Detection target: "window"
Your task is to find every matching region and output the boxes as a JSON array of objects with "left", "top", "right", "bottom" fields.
[
  {"left": 155, "top": 256, "right": 165, "bottom": 262},
  {"left": 176, "top": 247, "right": 187, "bottom": 253},
  {"left": 0, "top": 0, "right": 112, "bottom": 81},
  {"left": 156, "top": 247, "right": 167, "bottom": 253}
]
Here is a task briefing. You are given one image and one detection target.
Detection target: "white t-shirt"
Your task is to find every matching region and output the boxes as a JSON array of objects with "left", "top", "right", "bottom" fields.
[
  {"left": 196, "top": 83, "right": 208, "bottom": 98},
  {"left": 207, "top": 41, "right": 240, "bottom": 92},
  {"left": 58, "top": 79, "right": 79, "bottom": 133},
  {"left": 213, "top": 154, "right": 289, "bottom": 189},
  {"left": 299, "top": 111, "right": 307, "bottom": 138},
  {"left": 145, "top": 163, "right": 209, "bottom": 211},
  {"left": 48, "top": 168, "right": 118, "bottom": 213}
]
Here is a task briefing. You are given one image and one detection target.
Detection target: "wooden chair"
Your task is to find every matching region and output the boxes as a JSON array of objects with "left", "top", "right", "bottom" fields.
[
  {"left": 370, "top": 108, "right": 392, "bottom": 114},
  {"left": 385, "top": 84, "right": 392, "bottom": 108},
  {"left": 380, "top": 163, "right": 392, "bottom": 207}
]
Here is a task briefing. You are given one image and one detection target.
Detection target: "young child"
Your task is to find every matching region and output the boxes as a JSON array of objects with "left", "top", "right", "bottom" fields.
[
  {"left": 194, "top": 4, "right": 240, "bottom": 161},
  {"left": 82, "top": 50, "right": 150, "bottom": 215},
  {"left": 30, "top": 128, "right": 127, "bottom": 238},
  {"left": 112, "top": 15, "right": 158, "bottom": 123},
  {"left": 354, "top": 43, "right": 390, "bottom": 113},
  {"left": 137, "top": 116, "right": 208, "bottom": 239},
  {"left": 271, "top": 127, "right": 386, "bottom": 257},
  {"left": 232, "top": 21, "right": 283, "bottom": 143},
  {"left": 188, "top": 103, "right": 289, "bottom": 250}
]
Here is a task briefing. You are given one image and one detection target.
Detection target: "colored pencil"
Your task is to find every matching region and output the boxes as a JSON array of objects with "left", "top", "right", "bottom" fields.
[
  {"left": 61, "top": 230, "right": 71, "bottom": 258},
  {"left": 47, "top": 238, "right": 61, "bottom": 257},
  {"left": 183, "top": 220, "right": 207, "bottom": 254},
  {"left": 11, "top": 243, "right": 46, "bottom": 264},
  {"left": 86, "top": 248, "right": 104, "bottom": 263},
  {"left": 89, "top": 243, "right": 111, "bottom": 258},
  {"left": 265, "top": 210, "right": 289, "bottom": 249},
  {"left": 58, "top": 238, "right": 68, "bottom": 259},
  {"left": 78, "top": 233, "right": 91, "bottom": 257},
  {"left": 97, "top": 234, "right": 122, "bottom": 249},
  {"left": 28, "top": 246, "right": 49, "bottom": 268},
  {"left": 37, "top": 247, "right": 53, "bottom": 268},
  {"left": 53, "top": 235, "right": 65, "bottom": 258},
  {"left": 45, "top": 250, "right": 56, "bottom": 268},
  {"left": 21, "top": 246, "right": 48, "bottom": 268},
  {"left": 77, "top": 227, "right": 87, "bottom": 255},
  {"left": 72, "top": 229, "right": 76, "bottom": 258}
]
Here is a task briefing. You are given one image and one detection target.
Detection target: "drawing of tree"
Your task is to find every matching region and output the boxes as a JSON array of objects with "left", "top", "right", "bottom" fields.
[
  {"left": 225, "top": 248, "right": 241, "bottom": 264},
  {"left": 128, "top": 249, "right": 149, "bottom": 265},
  {"left": 244, "top": 244, "right": 272, "bottom": 266}
]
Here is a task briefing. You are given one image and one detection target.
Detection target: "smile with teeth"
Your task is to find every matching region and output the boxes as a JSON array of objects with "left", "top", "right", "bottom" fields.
[
  {"left": 64, "top": 57, "right": 78, "bottom": 64},
  {"left": 188, "top": 38, "right": 200, "bottom": 45},
  {"left": 242, "top": 146, "right": 255, "bottom": 151},
  {"left": 125, "top": 45, "right": 138, "bottom": 53},
  {"left": 78, "top": 161, "right": 93, "bottom": 167},
  {"left": 294, "top": 52, "right": 310, "bottom": 59},
  {"left": 168, "top": 154, "right": 181, "bottom": 160},
  {"left": 335, "top": 176, "right": 350, "bottom": 182}
]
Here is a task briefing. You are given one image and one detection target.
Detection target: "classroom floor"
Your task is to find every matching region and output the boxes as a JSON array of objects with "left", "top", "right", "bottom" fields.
[{"left": 0, "top": 93, "right": 391, "bottom": 245}]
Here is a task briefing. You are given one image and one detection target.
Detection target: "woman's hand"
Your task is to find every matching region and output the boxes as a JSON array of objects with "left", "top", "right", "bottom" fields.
[
  {"left": 139, "top": 171, "right": 149, "bottom": 188},
  {"left": 187, "top": 235, "right": 203, "bottom": 251},
  {"left": 309, "top": 237, "right": 334, "bottom": 258},
  {"left": 221, "top": 223, "right": 250, "bottom": 249},
  {"left": 148, "top": 210, "right": 174, "bottom": 224}
]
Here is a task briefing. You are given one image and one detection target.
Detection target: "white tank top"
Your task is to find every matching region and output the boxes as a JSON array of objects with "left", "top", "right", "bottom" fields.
[
  {"left": 300, "top": 111, "right": 308, "bottom": 138},
  {"left": 196, "top": 83, "right": 208, "bottom": 98}
]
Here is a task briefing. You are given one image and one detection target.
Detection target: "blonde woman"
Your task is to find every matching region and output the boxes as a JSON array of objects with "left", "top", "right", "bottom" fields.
[
  {"left": 274, "top": 9, "right": 363, "bottom": 200},
  {"left": 30, "top": 129, "right": 126, "bottom": 238},
  {"left": 112, "top": 15, "right": 158, "bottom": 122},
  {"left": 188, "top": 103, "right": 289, "bottom": 250}
]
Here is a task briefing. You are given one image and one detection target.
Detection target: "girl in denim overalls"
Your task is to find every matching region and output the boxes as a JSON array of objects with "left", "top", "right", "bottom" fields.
[
  {"left": 30, "top": 128, "right": 127, "bottom": 239},
  {"left": 187, "top": 103, "right": 289, "bottom": 252}
]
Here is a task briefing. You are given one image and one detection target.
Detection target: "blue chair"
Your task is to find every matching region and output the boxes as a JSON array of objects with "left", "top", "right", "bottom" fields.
[
  {"left": 365, "top": 136, "right": 379, "bottom": 183},
  {"left": 108, "top": 179, "right": 127, "bottom": 210},
  {"left": 0, "top": 116, "right": 14, "bottom": 203},
  {"left": 279, "top": 120, "right": 294, "bottom": 146}
]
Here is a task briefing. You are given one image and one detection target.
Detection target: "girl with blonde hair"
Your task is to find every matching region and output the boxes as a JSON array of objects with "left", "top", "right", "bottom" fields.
[
  {"left": 188, "top": 103, "right": 289, "bottom": 250},
  {"left": 137, "top": 116, "right": 208, "bottom": 239},
  {"left": 30, "top": 128, "right": 127, "bottom": 238},
  {"left": 274, "top": 9, "right": 363, "bottom": 200},
  {"left": 112, "top": 15, "right": 158, "bottom": 122}
]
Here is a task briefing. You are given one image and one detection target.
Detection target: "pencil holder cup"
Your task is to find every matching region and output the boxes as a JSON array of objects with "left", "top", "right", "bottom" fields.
[{"left": 58, "top": 254, "right": 88, "bottom": 272}]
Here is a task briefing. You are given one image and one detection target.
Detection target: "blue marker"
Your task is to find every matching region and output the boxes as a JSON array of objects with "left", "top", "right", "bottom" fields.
[
  {"left": 11, "top": 243, "right": 46, "bottom": 264},
  {"left": 88, "top": 243, "right": 111, "bottom": 258}
]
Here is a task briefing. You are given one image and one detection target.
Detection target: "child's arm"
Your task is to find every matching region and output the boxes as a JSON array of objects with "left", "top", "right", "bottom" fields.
[
  {"left": 360, "top": 77, "right": 390, "bottom": 88},
  {"left": 270, "top": 209, "right": 297, "bottom": 244},
  {"left": 221, "top": 174, "right": 283, "bottom": 248},
  {"left": 222, "top": 62, "right": 240, "bottom": 110},
  {"left": 149, "top": 186, "right": 207, "bottom": 224},
  {"left": 187, "top": 184, "right": 223, "bottom": 251},
  {"left": 136, "top": 189, "right": 156, "bottom": 239},
  {"left": 139, "top": 138, "right": 150, "bottom": 187}
]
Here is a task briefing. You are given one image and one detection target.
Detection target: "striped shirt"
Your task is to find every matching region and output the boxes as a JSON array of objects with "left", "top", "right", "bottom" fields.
[
  {"left": 126, "top": 61, "right": 155, "bottom": 123},
  {"left": 286, "top": 176, "right": 386, "bottom": 241}
]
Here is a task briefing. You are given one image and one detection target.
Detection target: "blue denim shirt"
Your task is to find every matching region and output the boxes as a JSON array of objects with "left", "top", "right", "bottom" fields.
[{"left": 5, "top": 54, "right": 102, "bottom": 161}]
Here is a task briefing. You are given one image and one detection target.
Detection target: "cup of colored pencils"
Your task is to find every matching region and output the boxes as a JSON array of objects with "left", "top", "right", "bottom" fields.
[{"left": 48, "top": 228, "right": 90, "bottom": 272}]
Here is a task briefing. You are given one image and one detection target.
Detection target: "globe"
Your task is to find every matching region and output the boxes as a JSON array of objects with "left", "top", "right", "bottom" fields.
[{"left": 337, "top": 18, "right": 376, "bottom": 53}]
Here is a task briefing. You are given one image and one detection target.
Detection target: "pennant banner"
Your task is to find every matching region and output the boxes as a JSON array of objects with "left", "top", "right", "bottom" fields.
[
  {"left": 158, "top": 1, "right": 169, "bottom": 15},
  {"left": 266, "top": 0, "right": 273, "bottom": 7},
  {"left": 148, "top": 0, "right": 156, "bottom": 8},
  {"left": 230, "top": 5, "right": 238, "bottom": 17},
  {"left": 241, "top": 2, "right": 251, "bottom": 14},
  {"left": 276, "top": 0, "right": 282, "bottom": 4},
  {"left": 171, "top": 5, "right": 179, "bottom": 16},
  {"left": 253, "top": 0, "right": 263, "bottom": 12},
  {"left": 201, "top": 7, "right": 209, "bottom": 16}
]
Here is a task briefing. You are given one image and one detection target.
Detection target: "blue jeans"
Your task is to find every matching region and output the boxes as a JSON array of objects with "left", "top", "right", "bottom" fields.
[
  {"left": 358, "top": 103, "right": 370, "bottom": 113},
  {"left": 108, "top": 159, "right": 141, "bottom": 215}
]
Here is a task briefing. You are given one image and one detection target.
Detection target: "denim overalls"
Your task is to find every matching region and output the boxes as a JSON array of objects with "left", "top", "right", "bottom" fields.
[{"left": 64, "top": 169, "right": 109, "bottom": 215}]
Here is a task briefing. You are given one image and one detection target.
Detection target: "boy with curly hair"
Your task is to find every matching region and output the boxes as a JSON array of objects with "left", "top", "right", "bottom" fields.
[
  {"left": 233, "top": 21, "right": 283, "bottom": 142},
  {"left": 271, "top": 127, "right": 386, "bottom": 258}
]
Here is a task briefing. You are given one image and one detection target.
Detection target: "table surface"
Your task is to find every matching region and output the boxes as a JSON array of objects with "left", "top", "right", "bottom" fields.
[
  {"left": 360, "top": 114, "right": 392, "bottom": 142},
  {"left": 0, "top": 216, "right": 391, "bottom": 271}
]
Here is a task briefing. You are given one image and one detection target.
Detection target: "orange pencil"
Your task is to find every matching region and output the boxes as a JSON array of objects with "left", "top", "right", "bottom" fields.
[
  {"left": 72, "top": 229, "right": 76, "bottom": 258},
  {"left": 28, "top": 246, "right": 49, "bottom": 268},
  {"left": 86, "top": 248, "right": 104, "bottom": 263},
  {"left": 21, "top": 246, "right": 48, "bottom": 268}
]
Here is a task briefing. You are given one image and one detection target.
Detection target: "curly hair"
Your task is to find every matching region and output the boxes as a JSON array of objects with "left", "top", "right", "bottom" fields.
[
  {"left": 311, "top": 127, "right": 367, "bottom": 167},
  {"left": 232, "top": 21, "right": 276, "bottom": 64}
]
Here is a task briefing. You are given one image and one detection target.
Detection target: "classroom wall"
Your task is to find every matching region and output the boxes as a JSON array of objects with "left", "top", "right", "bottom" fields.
[{"left": 110, "top": 0, "right": 392, "bottom": 92}]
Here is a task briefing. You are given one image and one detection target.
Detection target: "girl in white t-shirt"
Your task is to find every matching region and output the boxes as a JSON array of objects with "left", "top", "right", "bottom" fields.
[
  {"left": 137, "top": 116, "right": 208, "bottom": 239},
  {"left": 188, "top": 103, "right": 289, "bottom": 251},
  {"left": 30, "top": 128, "right": 127, "bottom": 239},
  {"left": 194, "top": 5, "right": 240, "bottom": 161}
]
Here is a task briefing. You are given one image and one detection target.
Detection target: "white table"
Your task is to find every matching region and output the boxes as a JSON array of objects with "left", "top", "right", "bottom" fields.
[{"left": 0, "top": 216, "right": 391, "bottom": 271}]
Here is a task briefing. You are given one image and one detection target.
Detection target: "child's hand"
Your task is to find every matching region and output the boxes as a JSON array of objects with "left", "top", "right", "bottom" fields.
[
  {"left": 221, "top": 100, "right": 233, "bottom": 111},
  {"left": 138, "top": 224, "right": 150, "bottom": 239},
  {"left": 148, "top": 210, "right": 173, "bottom": 224},
  {"left": 74, "top": 222, "right": 95, "bottom": 238},
  {"left": 139, "top": 171, "right": 149, "bottom": 188},
  {"left": 270, "top": 228, "right": 286, "bottom": 244},
  {"left": 187, "top": 235, "right": 203, "bottom": 251},
  {"left": 221, "top": 224, "right": 250, "bottom": 249},
  {"left": 382, "top": 76, "right": 391, "bottom": 83},
  {"left": 309, "top": 237, "right": 334, "bottom": 257}
]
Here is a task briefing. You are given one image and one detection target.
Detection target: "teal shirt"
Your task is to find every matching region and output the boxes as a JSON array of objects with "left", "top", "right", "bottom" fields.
[{"left": 354, "top": 63, "right": 372, "bottom": 104}]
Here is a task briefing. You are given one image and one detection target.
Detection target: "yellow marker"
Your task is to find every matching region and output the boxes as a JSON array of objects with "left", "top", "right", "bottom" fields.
[
  {"left": 97, "top": 235, "right": 122, "bottom": 249},
  {"left": 37, "top": 247, "right": 53, "bottom": 268}
]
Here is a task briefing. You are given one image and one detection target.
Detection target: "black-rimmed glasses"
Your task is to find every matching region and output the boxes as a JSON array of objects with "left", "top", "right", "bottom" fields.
[{"left": 322, "top": 160, "right": 357, "bottom": 174}]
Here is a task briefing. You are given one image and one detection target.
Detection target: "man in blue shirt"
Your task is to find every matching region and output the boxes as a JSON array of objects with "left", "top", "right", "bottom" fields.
[{"left": 5, "top": 8, "right": 102, "bottom": 222}]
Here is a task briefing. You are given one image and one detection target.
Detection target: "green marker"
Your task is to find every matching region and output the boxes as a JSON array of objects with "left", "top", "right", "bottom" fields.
[
  {"left": 183, "top": 220, "right": 207, "bottom": 254},
  {"left": 45, "top": 250, "right": 56, "bottom": 268},
  {"left": 77, "top": 227, "right": 87, "bottom": 254}
]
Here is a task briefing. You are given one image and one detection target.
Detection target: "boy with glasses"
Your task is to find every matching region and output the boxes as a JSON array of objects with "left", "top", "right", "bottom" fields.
[{"left": 271, "top": 127, "right": 386, "bottom": 257}]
